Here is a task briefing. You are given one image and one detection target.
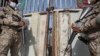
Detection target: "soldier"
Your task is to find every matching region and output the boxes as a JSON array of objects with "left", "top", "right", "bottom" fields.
[
  {"left": 0, "top": 0, "right": 25, "bottom": 56},
  {"left": 72, "top": 0, "right": 100, "bottom": 56}
]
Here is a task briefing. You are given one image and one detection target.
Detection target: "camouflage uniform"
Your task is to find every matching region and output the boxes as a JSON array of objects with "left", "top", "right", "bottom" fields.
[
  {"left": 79, "top": 1, "right": 100, "bottom": 56},
  {"left": 0, "top": 5, "right": 22, "bottom": 56}
]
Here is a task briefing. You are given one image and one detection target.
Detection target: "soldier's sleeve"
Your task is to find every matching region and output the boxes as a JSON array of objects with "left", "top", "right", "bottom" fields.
[
  {"left": 80, "top": 13, "right": 100, "bottom": 32},
  {"left": 0, "top": 18, "right": 19, "bottom": 26},
  {"left": 0, "top": 10, "right": 5, "bottom": 17},
  {"left": 0, "top": 6, "right": 22, "bottom": 26},
  {"left": 3, "top": 18, "right": 19, "bottom": 26},
  {"left": 1, "top": 14, "right": 20, "bottom": 26}
]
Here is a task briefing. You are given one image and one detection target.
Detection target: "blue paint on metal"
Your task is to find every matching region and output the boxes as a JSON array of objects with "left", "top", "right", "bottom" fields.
[{"left": 22, "top": 0, "right": 77, "bottom": 14}]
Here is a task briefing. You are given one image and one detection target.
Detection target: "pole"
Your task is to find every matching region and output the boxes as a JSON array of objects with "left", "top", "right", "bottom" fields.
[
  {"left": 46, "top": 0, "right": 50, "bottom": 56},
  {"left": 46, "top": 0, "right": 54, "bottom": 56},
  {"left": 21, "top": 10, "right": 26, "bottom": 46}
]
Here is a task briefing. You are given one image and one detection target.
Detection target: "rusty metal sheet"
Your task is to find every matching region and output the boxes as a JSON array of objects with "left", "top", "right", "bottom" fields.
[
  {"left": 52, "top": 9, "right": 86, "bottom": 56},
  {"left": 30, "top": 13, "right": 47, "bottom": 56},
  {"left": 53, "top": 11, "right": 71, "bottom": 56},
  {"left": 36, "top": 14, "right": 47, "bottom": 56},
  {"left": 20, "top": 13, "right": 47, "bottom": 56}
]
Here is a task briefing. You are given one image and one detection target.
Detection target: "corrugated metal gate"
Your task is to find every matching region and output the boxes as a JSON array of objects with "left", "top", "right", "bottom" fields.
[
  {"left": 8, "top": 9, "right": 90, "bottom": 56},
  {"left": 51, "top": 9, "right": 90, "bottom": 56},
  {"left": 21, "top": 13, "right": 48, "bottom": 56},
  {"left": 52, "top": 11, "right": 71, "bottom": 56}
]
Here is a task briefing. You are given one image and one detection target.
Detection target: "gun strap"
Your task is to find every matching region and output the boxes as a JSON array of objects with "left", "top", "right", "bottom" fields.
[{"left": 78, "top": 36, "right": 90, "bottom": 45}]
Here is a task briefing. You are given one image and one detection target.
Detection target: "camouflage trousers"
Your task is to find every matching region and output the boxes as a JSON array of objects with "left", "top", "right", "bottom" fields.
[
  {"left": 88, "top": 38, "right": 100, "bottom": 56},
  {"left": 0, "top": 28, "right": 21, "bottom": 56}
]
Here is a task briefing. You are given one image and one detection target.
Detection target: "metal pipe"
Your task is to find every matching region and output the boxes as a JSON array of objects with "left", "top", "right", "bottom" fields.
[{"left": 46, "top": 0, "right": 52, "bottom": 56}]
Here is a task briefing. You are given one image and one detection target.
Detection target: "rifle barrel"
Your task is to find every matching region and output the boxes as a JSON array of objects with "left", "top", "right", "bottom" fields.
[{"left": 68, "top": 32, "right": 77, "bottom": 44}]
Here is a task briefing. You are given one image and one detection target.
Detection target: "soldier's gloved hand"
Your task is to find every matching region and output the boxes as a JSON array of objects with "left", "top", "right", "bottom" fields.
[{"left": 71, "top": 23, "right": 81, "bottom": 32}]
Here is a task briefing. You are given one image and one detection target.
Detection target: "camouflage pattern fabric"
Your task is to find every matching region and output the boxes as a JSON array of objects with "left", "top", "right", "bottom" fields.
[
  {"left": 80, "top": 1, "right": 100, "bottom": 56},
  {"left": 0, "top": 5, "right": 22, "bottom": 56},
  {"left": 0, "top": 28, "right": 21, "bottom": 56}
]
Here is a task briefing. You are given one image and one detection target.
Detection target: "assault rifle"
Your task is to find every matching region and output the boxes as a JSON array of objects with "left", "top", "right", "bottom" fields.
[{"left": 63, "top": 7, "right": 93, "bottom": 56}]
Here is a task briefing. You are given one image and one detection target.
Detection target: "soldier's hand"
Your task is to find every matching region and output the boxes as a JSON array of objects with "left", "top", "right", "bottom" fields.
[
  {"left": 71, "top": 23, "right": 80, "bottom": 32},
  {"left": 18, "top": 21, "right": 25, "bottom": 27}
]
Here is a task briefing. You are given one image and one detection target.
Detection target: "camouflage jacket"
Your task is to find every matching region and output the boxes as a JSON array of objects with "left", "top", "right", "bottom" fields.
[
  {"left": 0, "top": 5, "right": 22, "bottom": 27},
  {"left": 80, "top": 1, "right": 100, "bottom": 40}
]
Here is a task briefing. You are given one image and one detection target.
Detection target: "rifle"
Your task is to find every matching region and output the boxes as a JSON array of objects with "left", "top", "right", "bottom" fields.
[{"left": 63, "top": 7, "right": 93, "bottom": 56}]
